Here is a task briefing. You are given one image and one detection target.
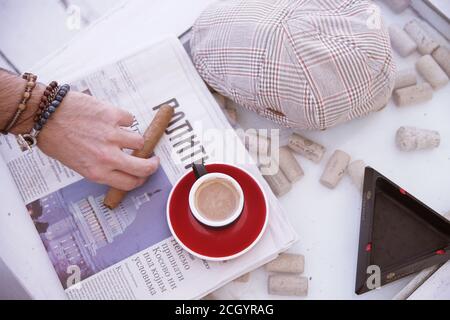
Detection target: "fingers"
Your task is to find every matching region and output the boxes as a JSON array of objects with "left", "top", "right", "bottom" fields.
[
  {"left": 85, "top": 154, "right": 159, "bottom": 190},
  {"left": 102, "top": 170, "right": 147, "bottom": 191},
  {"left": 113, "top": 108, "right": 135, "bottom": 127},
  {"left": 113, "top": 128, "right": 145, "bottom": 150},
  {"left": 114, "top": 154, "right": 160, "bottom": 178}
]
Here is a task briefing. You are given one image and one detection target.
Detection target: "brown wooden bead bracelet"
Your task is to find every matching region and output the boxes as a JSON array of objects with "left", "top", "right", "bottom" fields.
[
  {"left": 1, "top": 72, "right": 37, "bottom": 134},
  {"left": 33, "top": 81, "right": 58, "bottom": 123}
]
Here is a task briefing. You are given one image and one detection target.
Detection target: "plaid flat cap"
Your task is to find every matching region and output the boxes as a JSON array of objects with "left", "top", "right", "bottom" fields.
[{"left": 191, "top": 0, "right": 396, "bottom": 130}]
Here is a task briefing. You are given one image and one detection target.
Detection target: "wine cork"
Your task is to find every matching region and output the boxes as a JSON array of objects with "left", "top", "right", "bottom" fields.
[
  {"left": 432, "top": 46, "right": 450, "bottom": 77},
  {"left": 396, "top": 126, "right": 440, "bottom": 151},
  {"left": 383, "top": 0, "right": 410, "bottom": 13},
  {"left": 416, "top": 55, "right": 449, "bottom": 89},
  {"left": 212, "top": 92, "right": 226, "bottom": 109},
  {"left": 226, "top": 98, "right": 239, "bottom": 110},
  {"left": 225, "top": 108, "right": 238, "bottom": 126},
  {"left": 394, "top": 69, "right": 417, "bottom": 90},
  {"left": 278, "top": 147, "right": 304, "bottom": 183},
  {"left": 268, "top": 275, "right": 308, "bottom": 297},
  {"left": 404, "top": 20, "right": 439, "bottom": 55},
  {"left": 202, "top": 292, "right": 218, "bottom": 300},
  {"left": 213, "top": 93, "right": 239, "bottom": 125},
  {"left": 263, "top": 165, "right": 292, "bottom": 197},
  {"left": 393, "top": 83, "right": 433, "bottom": 107},
  {"left": 265, "top": 253, "right": 305, "bottom": 274},
  {"left": 389, "top": 25, "right": 417, "bottom": 57},
  {"left": 103, "top": 105, "right": 174, "bottom": 209},
  {"left": 288, "top": 133, "right": 326, "bottom": 163},
  {"left": 347, "top": 160, "right": 366, "bottom": 192},
  {"left": 241, "top": 131, "right": 270, "bottom": 158},
  {"left": 234, "top": 272, "right": 250, "bottom": 283},
  {"left": 320, "top": 150, "right": 351, "bottom": 189}
]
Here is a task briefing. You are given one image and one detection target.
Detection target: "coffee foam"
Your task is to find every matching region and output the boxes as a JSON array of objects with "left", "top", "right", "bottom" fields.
[{"left": 194, "top": 178, "right": 240, "bottom": 221}]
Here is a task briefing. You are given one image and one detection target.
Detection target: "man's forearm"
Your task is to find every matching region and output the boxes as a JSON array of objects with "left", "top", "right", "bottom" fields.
[
  {"left": 0, "top": 68, "right": 44, "bottom": 134},
  {"left": 0, "top": 69, "right": 161, "bottom": 191}
]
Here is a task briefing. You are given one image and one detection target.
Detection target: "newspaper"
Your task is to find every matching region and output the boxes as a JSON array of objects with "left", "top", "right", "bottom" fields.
[{"left": 0, "top": 36, "right": 297, "bottom": 299}]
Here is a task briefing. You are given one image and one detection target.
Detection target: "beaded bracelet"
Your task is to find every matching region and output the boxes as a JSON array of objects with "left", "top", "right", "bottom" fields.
[
  {"left": 17, "top": 84, "right": 70, "bottom": 152},
  {"left": 12, "top": 80, "right": 58, "bottom": 130},
  {"left": 1, "top": 73, "right": 37, "bottom": 134},
  {"left": 33, "top": 81, "right": 59, "bottom": 123}
]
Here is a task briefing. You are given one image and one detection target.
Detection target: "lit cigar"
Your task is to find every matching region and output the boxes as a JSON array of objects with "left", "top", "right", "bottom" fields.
[{"left": 103, "top": 104, "right": 174, "bottom": 209}]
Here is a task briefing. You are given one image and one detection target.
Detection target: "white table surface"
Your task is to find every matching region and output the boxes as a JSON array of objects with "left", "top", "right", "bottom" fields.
[{"left": 3, "top": 0, "right": 450, "bottom": 299}]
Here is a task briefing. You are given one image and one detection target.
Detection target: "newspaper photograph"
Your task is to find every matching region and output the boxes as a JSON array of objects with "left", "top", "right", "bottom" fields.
[{"left": 26, "top": 166, "right": 172, "bottom": 289}]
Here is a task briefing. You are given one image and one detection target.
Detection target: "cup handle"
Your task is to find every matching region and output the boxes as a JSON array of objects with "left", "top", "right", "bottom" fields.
[{"left": 192, "top": 162, "right": 208, "bottom": 179}]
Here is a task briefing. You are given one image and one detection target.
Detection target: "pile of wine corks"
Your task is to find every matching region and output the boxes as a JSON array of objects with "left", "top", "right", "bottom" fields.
[
  {"left": 214, "top": 97, "right": 365, "bottom": 195},
  {"left": 265, "top": 253, "right": 308, "bottom": 297},
  {"left": 262, "top": 145, "right": 305, "bottom": 197},
  {"left": 231, "top": 252, "right": 309, "bottom": 298},
  {"left": 387, "top": 12, "right": 447, "bottom": 153},
  {"left": 389, "top": 19, "right": 449, "bottom": 107},
  {"left": 238, "top": 130, "right": 305, "bottom": 197},
  {"left": 242, "top": 131, "right": 367, "bottom": 196},
  {"left": 289, "top": 133, "right": 366, "bottom": 192}
]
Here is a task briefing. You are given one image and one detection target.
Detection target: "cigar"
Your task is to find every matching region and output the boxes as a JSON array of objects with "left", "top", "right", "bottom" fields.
[{"left": 103, "top": 104, "right": 174, "bottom": 209}]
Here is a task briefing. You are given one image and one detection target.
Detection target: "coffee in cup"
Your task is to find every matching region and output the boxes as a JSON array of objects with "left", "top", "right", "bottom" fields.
[{"left": 189, "top": 172, "right": 244, "bottom": 227}]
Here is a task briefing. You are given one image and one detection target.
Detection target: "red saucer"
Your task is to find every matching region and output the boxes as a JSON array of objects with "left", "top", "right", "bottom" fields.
[{"left": 167, "top": 163, "right": 268, "bottom": 261}]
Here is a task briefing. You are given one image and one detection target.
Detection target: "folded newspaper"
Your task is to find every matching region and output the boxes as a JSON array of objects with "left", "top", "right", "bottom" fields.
[{"left": 0, "top": 36, "right": 297, "bottom": 299}]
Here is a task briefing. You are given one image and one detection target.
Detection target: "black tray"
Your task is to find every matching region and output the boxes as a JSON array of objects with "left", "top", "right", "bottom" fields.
[{"left": 355, "top": 167, "right": 450, "bottom": 294}]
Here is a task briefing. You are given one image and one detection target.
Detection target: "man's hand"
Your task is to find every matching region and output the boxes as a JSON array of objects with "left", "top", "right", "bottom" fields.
[
  {"left": 0, "top": 71, "right": 153, "bottom": 190},
  {"left": 38, "top": 91, "right": 159, "bottom": 191}
]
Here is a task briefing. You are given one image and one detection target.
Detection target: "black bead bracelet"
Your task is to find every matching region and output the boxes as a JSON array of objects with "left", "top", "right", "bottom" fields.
[
  {"left": 33, "top": 84, "right": 70, "bottom": 131},
  {"left": 17, "top": 84, "right": 70, "bottom": 152}
]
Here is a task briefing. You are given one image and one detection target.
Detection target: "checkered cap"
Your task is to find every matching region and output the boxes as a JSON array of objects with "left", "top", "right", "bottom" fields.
[{"left": 191, "top": 0, "right": 396, "bottom": 130}]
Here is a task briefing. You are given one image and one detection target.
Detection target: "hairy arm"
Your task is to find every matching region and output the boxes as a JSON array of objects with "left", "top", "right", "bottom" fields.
[
  {"left": 0, "top": 68, "right": 44, "bottom": 134},
  {"left": 0, "top": 68, "right": 159, "bottom": 190}
]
